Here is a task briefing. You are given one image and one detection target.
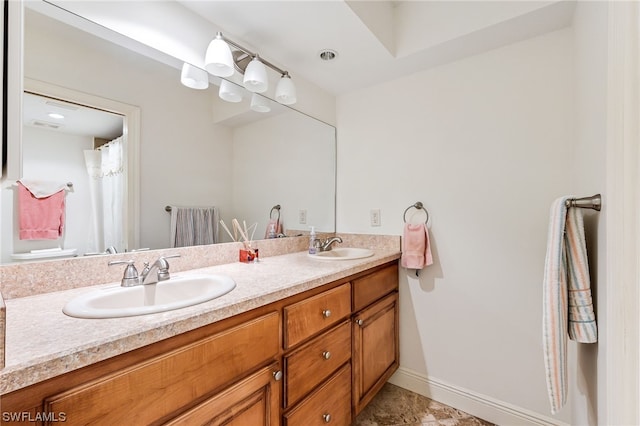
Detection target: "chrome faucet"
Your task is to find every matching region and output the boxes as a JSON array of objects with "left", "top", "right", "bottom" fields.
[
  {"left": 315, "top": 236, "right": 343, "bottom": 252},
  {"left": 109, "top": 254, "right": 180, "bottom": 287}
]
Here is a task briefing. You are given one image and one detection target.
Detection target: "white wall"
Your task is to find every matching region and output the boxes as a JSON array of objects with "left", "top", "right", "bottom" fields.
[
  {"left": 337, "top": 28, "right": 577, "bottom": 423},
  {"left": 231, "top": 110, "right": 335, "bottom": 239},
  {"left": 570, "top": 3, "right": 608, "bottom": 425},
  {"left": 23, "top": 10, "right": 234, "bottom": 251}
]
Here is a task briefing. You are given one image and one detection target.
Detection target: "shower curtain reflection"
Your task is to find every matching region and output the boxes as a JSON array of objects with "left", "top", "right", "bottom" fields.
[{"left": 84, "top": 137, "right": 125, "bottom": 253}]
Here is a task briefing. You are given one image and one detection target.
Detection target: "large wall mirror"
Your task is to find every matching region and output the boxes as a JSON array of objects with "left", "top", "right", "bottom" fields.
[{"left": 0, "top": 3, "right": 336, "bottom": 264}]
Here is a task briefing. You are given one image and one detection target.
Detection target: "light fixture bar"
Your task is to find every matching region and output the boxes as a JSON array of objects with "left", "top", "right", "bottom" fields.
[{"left": 219, "top": 33, "right": 288, "bottom": 76}]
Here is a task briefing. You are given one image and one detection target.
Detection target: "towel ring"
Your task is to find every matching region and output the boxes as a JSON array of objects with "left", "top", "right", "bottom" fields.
[
  {"left": 270, "top": 204, "right": 281, "bottom": 221},
  {"left": 403, "top": 202, "right": 429, "bottom": 224}
]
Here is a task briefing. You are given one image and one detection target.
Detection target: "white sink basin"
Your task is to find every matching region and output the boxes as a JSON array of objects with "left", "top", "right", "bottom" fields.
[
  {"left": 63, "top": 274, "right": 236, "bottom": 319},
  {"left": 309, "top": 247, "right": 375, "bottom": 260}
]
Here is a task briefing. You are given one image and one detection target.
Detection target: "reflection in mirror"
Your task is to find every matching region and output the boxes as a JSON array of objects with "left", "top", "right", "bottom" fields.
[
  {"left": 0, "top": 5, "right": 336, "bottom": 264},
  {"left": 19, "top": 92, "right": 126, "bottom": 259}
]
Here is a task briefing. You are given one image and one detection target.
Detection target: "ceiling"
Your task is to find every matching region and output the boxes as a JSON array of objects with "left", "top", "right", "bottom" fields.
[
  {"left": 23, "top": 92, "right": 124, "bottom": 140},
  {"left": 176, "top": 0, "right": 576, "bottom": 95}
]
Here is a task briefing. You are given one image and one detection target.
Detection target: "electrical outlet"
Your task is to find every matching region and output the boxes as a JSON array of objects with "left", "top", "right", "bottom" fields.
[
  {"left": 299, "top": 209, "right": 307, "bottom": 224},
  {"left": 370, "top": 209, "right": 381, "bottom": 227}
]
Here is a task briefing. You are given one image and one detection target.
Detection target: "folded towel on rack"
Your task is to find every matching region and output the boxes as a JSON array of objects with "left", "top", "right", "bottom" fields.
[
  {"left": 401, "top": 223, "right": 432, "bottom": 270},
  {"left": 17, "top": 181, "right": 66, "bottom": 240},
  {"left": 565, "top": 207, "right": 597, "bottom": 343},
  {"left": 18, "top": 179, "right": 69, "bottom": 198},
  {"left": 542, "top": 197, "right": 597, "bottom": 414},
  {"left": 170, "top": 206, "right": 219, "bottom": 248}
]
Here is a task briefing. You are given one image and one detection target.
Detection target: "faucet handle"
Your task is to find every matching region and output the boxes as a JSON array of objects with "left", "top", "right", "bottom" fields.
[
  {"left": 108, "top": 260, "right": 139, "bottom": 287},
  {"left": 161, "top": 254, "right": 181, "bottom": 260}
]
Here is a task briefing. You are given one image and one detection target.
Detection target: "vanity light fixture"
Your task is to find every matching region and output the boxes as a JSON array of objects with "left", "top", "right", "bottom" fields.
[
  {"left": 250, "top": 93, "right": 271, "bottom": 113},
  {"left": 275, "top": 72, "right": 296, "bottom": 105},
  {"left": 204, "top": 32, "right": 234, "bottom": 77},
  {"left": 201, "top": 31, "right": 296, "bottom": 104},
  {"left": 48, "top": 112, "right": 65, "bottom": 120},
  {"left": 219, "top": 79, "right": 243, "bottom": 102},
  {"left": 243, "top": 55, "right": 268, "bottom": 93},
  {"left": 180, "top": 63, "right": 209, "bottom": 90}
]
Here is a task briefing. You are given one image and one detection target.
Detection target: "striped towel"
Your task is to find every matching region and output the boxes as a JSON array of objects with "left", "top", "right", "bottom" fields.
[
  {"left": 169, "top": 206, "right": 219, "bottom": 248},
  {"left": 542, "top": 197, "right": 597, "bottom": 414}
]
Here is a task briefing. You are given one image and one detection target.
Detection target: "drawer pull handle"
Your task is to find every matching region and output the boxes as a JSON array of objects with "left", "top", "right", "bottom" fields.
[
  {"left": 323, "top": 413, "right": 331, "bottom": 423},
  {"left": 322, "top": 351, "right": 331, "bottom": 360},
  {"left": 322, "top": 309, "right": 332, "bottom": 318},
  {"left": 272, "top": 370, "right": 283, "bottom": 381},
  {"left": 355, "top": 319, "right": 364, "bottom": 326}
]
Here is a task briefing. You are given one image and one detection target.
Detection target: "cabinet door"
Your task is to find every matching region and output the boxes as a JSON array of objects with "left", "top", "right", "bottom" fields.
[
  {"left": 164, "top": 363, "right": 282, "bottom": 426},
  {"left": 352, "top": 292, "right": 399, "bottom": 415}
]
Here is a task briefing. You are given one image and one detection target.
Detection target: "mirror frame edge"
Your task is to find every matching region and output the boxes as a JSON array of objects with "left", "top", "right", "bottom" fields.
[
  {"left": 5, "top": 0, "right": 23, "bottom": 181},
  {"left": 22, "top": 78, "right": 141, "bottom": 251}
]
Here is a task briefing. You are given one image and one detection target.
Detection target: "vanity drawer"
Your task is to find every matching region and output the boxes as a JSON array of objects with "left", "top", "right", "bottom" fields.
[
  {"left": 284, "top": 283, "right": 351, "bottom": 348},
  {"left": 42, "top": 312, "right": 280, "bottom": 425},
  {"left": 284, "top": 320, "right": 351, "bottom": 407},
  {"left": 352, "top": 264, "right": 398, "bottom": 311},
  {"left": 283, "top": 363, "right": 352, "bottom": 426}
]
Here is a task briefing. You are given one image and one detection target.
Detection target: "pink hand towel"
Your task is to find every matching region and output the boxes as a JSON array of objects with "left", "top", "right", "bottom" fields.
[
  {"left": 401, "top": 223, "right": 433, "bottom": 270},
  {"left": 17, "top": 182, "right": 66, "bottom": 240}
]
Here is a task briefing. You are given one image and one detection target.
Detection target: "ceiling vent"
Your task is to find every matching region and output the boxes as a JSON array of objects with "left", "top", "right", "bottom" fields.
[{"left": 30, "top": 120, "right": 64, "bottom": 130}]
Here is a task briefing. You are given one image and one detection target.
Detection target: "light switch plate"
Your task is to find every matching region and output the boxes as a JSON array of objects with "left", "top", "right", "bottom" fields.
[{"left": 370, "top": 209, "right": 381, "bottom": 227}]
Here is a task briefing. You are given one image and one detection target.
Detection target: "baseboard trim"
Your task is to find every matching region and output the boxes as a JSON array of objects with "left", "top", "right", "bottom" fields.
[{"left": 388, "top": 367, "right": 569, "bottom": 426}]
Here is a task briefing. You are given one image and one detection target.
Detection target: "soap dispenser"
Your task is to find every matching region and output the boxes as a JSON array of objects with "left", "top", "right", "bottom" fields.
[{"left": 308, "top": 226, "right": 317, "bottom": 255}]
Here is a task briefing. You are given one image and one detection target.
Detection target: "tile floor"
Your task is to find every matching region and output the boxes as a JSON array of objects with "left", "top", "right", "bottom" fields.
[{"left": 354, "top": 383, "right": 495, "bottom": 426}]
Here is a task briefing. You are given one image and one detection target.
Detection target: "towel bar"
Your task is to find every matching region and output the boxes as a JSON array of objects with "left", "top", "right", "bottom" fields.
[
  {"left": 11, "top": 181, "right": 73, "bottom": 189},
  {"left": 565, "top": 194, "right": 601, "bottom": 211},
  {"left": 403, "top": 201, "right": 429, "bottom": 224},
  {"left": 270, "top": 204, "right": 281, "bottom": 221}
]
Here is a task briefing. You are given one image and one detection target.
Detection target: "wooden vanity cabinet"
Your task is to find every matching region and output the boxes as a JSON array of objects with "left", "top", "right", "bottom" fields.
[{"left": 1, "top": 261, "right": 399, "bottom": 425}]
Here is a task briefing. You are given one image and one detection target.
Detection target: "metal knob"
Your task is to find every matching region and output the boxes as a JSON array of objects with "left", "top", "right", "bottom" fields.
[
  {"left": 322, "top": 309, "right": 331, "bottom": 318},
  {"left": 323, "top": 413, "right": 331, "bottom": 423},
  {"left": 272, "top": 370, "right": 283, "bottom": 381},
  {"left": 355, "top": 319, "right": 364, "bottom": 326},
  {"left": 322, "top": 351, "right": 331, "bottom": 360}
]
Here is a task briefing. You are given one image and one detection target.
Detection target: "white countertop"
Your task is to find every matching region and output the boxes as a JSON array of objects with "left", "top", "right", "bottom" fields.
[{"left": 1, "top": 249, "right": 399, "bottom": 395}]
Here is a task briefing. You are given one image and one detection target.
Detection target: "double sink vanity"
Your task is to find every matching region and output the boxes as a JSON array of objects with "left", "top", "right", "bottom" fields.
[{"left": 0, "top": 234, "right": 400, "bottom": 425}]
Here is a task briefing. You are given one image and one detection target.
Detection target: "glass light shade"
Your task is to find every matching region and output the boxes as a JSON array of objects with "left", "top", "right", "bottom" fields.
[
  {"left": 219, "top": 79, "right": 243, "bottom": 103},
  {"left": 243, "top": 57, "right": 268, "bottom": 93},
  {"left": 180, "top": 63, "right": 209, "bottom": 90},
  {"left": 250, "top": 93, "right": 271, "bottom": 113},
  {"left": 204, "top": 35, "right": 234, "bottom": 77},
  {"left": 275, "top": 74, "right": 297, "bottom": 105}
]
